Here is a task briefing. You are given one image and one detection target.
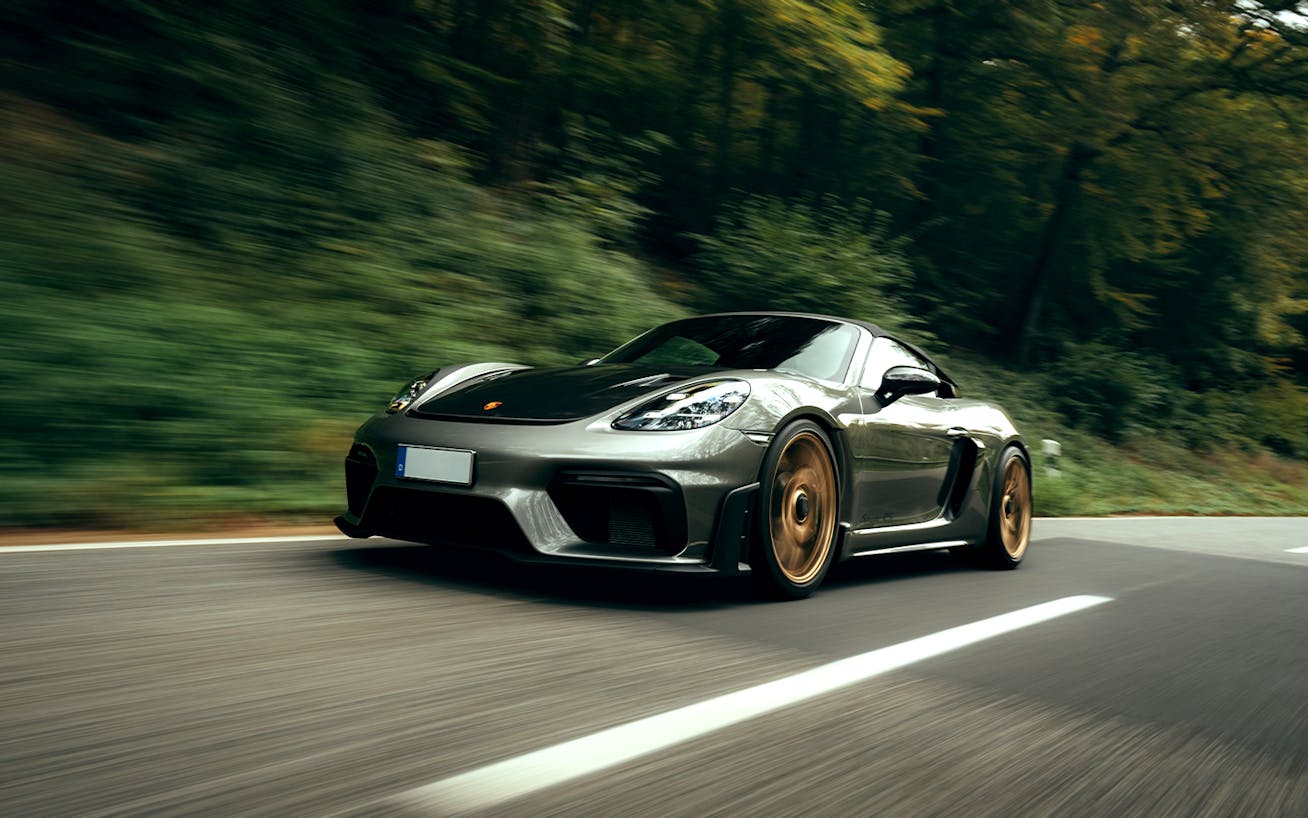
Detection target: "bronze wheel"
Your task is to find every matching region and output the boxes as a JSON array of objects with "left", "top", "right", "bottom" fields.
[
  {"left": 999, "top": 457, "right": 1031, "bottom": 559},
  {"left": 752, "top": 421, "right": 840, "bottom": 599},
  {"left": 979, "top": 446, "right": 1032, "bottom": 569}
]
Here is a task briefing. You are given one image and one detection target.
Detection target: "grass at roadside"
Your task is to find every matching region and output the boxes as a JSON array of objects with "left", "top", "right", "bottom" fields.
[
  {"left": 1034, "top": 442, "right": 1308, "bottom": 516},
  {"left": 946, "top": 351, "right": 1308, "bottom": 516}
]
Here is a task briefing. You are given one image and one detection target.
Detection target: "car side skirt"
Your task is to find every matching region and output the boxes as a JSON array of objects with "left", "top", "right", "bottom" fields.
[{"left": 838, "top": 437, "right": 995, "bottom": 558}]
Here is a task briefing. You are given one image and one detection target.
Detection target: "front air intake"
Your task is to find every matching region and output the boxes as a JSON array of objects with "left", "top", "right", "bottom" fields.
[
  {"left": 360, "top": 487, "right": 531, "bottom": 552},
  {"left": 606, "top": 492, "right": 661, "bottom": 548},
  {"left": 547, "top": 471, "right": 686, "bottom": 553},
  {"left": 344, "top": 445, "right": 378, "bottom": 516}
]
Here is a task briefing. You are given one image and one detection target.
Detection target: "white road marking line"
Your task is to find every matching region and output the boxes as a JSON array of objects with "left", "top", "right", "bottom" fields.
[
  {"left": 389, "top": 594, "right": 1112, "bottom": 814},
  {"left": 1035, "top": 516, "right": 1151, "bottom": 521},
  {"left": 1035, "top": 516, "right": 1264, "bottom": 521},
  {"left": 0, "top": 534, "right": 346, "bottom": 553},
  {"left": 1287, "top": 546, "right": 1308, "bottom": 554}
]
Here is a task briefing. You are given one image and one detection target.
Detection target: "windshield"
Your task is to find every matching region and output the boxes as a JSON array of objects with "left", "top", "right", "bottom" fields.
[{"left": 600, "top": 315, "right": 861, "bottom": 383}]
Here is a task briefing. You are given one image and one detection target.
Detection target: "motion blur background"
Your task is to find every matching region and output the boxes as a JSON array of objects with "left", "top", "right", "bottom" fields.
[{"left": 2, "top": 0, "right": 1307, "bottom": 528}]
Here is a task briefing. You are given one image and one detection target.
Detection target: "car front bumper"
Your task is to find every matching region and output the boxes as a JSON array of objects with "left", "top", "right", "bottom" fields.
[{"left": 336, "top": 411, "right": 766, "bottom": 573}]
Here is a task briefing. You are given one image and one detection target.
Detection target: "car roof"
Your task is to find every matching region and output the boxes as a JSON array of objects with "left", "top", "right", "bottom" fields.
[{"left": 692, "top": 311, "right": 889, "bottom": 338}]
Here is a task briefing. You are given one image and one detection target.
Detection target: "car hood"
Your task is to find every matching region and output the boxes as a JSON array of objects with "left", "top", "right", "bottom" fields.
[{"left": 409, "top": 363, "right": 732, "bottom": 423}]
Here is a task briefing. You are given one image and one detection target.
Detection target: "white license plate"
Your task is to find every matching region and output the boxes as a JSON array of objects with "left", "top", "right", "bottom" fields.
[{"left": 395, "top": 445, "right": 474, "bottom": 485}]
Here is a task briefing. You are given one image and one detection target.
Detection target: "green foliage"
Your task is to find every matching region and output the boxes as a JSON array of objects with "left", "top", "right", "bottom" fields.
[
  {"left": 0, "top": 95, "right": 676, "bottom": 526},
  {"left": 880, "top": 0, "right": 1308, "bottom": 372},
  {"left": 696, "top": 198, "right": 922, "bottom": 336},
  {"left": 944, "top": 353, "right": 1308, "bottom": 516},
  {"left": 1040, "top": 343, "right": 1170, "bottom": 442},
  {"left": 1245, "top": 381, "right": 1308, "bottom": 459},
  {"left": 1033, "top": 441, "right": 1308, "bottom": 518}
]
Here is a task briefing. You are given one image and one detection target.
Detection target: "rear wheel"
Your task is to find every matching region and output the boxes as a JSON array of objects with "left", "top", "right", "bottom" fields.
[
  {"left": 751, "top": 421, "right": 839, "bottom": 600},
  {"left": 977, "top": 446, "right": 1032, "bottom": 569}
]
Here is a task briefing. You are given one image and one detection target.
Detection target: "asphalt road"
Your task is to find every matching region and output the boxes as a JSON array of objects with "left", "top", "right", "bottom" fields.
[{"left": 3, "top": 518, "right": 1307, "bottom": 817}]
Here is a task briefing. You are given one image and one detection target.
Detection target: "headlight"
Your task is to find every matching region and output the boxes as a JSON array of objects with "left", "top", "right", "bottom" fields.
[
  {"left": 387, "top": 375, "right": 430, "bottom": 413},
  {"left": 612, "top": 381, "right": 750, "bottom": 431}
]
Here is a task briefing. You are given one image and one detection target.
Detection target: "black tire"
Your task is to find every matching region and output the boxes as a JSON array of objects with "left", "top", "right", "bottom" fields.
[
  {"left": 977, "top": 445, "right": 1032, "bottom": 569},
  {"left": 751, "top": 420, "right": 841, "bottom": 600}
]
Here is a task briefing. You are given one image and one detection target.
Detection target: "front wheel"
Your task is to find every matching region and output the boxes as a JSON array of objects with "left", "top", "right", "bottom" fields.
[
  {"left": 977, "top": 446, "right": 1032, "bottom": 569},
  {"left": 751, "top": 420, "right": 840, "bottom": 600}
]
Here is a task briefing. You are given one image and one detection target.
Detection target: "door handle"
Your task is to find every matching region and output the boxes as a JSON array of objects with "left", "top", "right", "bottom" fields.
[{"left": 947, "top": 427, "right": 969, "bottom": 438}]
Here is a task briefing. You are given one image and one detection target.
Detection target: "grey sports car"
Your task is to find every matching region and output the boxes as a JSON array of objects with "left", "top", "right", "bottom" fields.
[{"left": 335, "top": 312, "right": 1032, "bottom": 599}]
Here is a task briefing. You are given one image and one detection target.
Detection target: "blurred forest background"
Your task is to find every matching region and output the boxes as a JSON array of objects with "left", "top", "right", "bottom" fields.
[{"left": 3, "top": 0, "right": 1307, "bottom": 527}]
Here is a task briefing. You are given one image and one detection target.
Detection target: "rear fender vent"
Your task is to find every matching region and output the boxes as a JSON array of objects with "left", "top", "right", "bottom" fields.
[{"left": 941, "top": 440, "right": 980, "bottom": 517}]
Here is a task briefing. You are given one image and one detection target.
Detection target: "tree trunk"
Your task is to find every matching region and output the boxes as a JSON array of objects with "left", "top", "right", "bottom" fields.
[
  {"left": 791, "top": 88, "right": 818, "bottom": 196},
  {"left": 913, "top": 1, "right": 950, "bottom": 222},
  {"left": 1014, "top": 146, "right": 1096, "bottom": 364},
  {"left": 760, "top": 79, "right": 780, "bottom": 191},
  {"left": 545, "top": 0, "right": 601, "bottom": 170},
  {"left": 714, "top": 0, "right": 741, "bottom": 194},
  {"left": 674, "top": 13, "right": 713, "bottom": 148}
]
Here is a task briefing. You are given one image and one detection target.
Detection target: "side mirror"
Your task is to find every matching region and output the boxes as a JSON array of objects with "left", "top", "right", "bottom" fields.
[
  {"left": 879, "top": 365, "right": 940, "bottom": 402},
  {"left": 579, "top": 357, "right": 601, "bottom": 366}
]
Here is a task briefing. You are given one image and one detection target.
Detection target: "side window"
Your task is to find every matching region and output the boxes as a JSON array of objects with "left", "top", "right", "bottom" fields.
[
  {"left": 859, "top": 336, "right": 934, "bottom": 392},
  {"left": 774, "top": 323, "right": 860, "bottom": 382}
]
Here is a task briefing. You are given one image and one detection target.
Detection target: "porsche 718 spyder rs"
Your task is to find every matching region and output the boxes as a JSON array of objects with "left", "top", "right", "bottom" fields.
[{"left": 334, "top": 312, "right": 1032, "bottom": 599}]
